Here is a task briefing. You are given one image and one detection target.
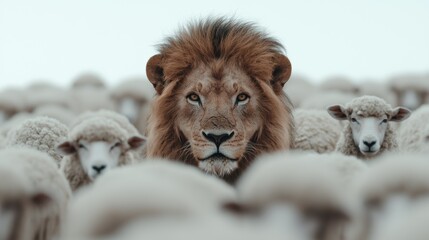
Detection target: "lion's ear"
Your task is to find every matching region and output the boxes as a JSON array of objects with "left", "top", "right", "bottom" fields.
[
  {"left": 146, "top": 54, "right": 165, "bottom": 94},
  {"left": 270, "top": 54, "right": 292, "bottom": 94}
]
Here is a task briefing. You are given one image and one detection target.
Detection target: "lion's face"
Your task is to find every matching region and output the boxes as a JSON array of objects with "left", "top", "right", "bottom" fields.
[{"left": 174, "top": 65, "right": 262, "bottom": 177}]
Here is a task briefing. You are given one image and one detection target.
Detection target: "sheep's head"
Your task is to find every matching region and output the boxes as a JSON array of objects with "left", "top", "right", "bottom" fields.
[
  {"left": 0, "top": 163, "right": 52, "bottom": 240},
  {"left": 328, "top": 96, "right": 411, "bottom": 157},
  {"left": 57, "top": 118, "right": 145, "bottom": 180}
]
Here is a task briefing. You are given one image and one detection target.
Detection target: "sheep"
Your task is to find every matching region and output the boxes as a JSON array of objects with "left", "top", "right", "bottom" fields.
[
  {"left": 397, "top": 104, "right": 429, "bottom": 152},
  {"left": 23, "top": 85, "right": 71, "bottom": 112},
  {"left": 6, "top": 116, "right": 69, "bottom": 166},
  {"left": 349, "top": 153, "right": 429, "bottom": 240},
  {"left": 110, "top": 77, "right": 155, "bottom": 134},
  {"left": 57, "top": 113, "right": 146, "bottom": 191},
  {"left": 374, "top": 200, "right": 429, "bottom": 240},
  {"left": 293, "top": 109, "right": 342, "bottom": 153},
  {"left": 283, "top": 74, "right": 318, "bottom": 107},
  {"left": 358, "top": 80, "right": 396, "bottom": 106},
  {"left": 0, "top": 147, "right": 71, "bottom": 240},
  {"left": 231, "top": 151, "right": 356, "bottom": 240},
  {"left": 388, "top": 73, "right": 429, "bottom": 110},
  {"left": 71, "top": 72, "right": 106, "bottom": 89},
  {"left": 300, "top": 91, "right": 356, "bottom": 110},
  {"left": 61, "top": 159, "right": 237, "bottom": 240},
  {"left": 0, "top": 112, "right": 33, "bottom": 138},
  {"left": 0, "top": 88, "right": 26, "bottom": 125},
  {"left": 0, "top": 161, "right": 42, "bottom": 240},
  {"left": 327, "top": 95, "right": 411, "bottom": 160},
  {"left": 319, "top": 75, "right": 359, "bottom": 95},
  {"left": 68, "top": 73, "right": 115, "bottom": 113},
  {"left": 33, "top": 105, "right": 77, "bottom": 126}
]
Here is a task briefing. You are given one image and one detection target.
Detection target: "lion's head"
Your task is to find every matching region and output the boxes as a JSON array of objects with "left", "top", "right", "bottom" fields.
[{"left": 145, "top": 18, "right": 294, "bottom": 183}]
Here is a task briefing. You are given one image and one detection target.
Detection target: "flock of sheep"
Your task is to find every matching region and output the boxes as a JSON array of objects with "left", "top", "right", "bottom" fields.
[{"left": 0, "top": 71, "right": 429, "bottom": 240}]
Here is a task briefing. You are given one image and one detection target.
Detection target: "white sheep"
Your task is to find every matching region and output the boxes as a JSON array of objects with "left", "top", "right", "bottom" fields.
[
  {"left": 57, "top": 112, "right": 146, "bottom": 191},
  {"left": 23, "top": 85, "right": 71, "bottom": 112},
  {"left": 61, "top": 159, "right": 236, "bottom": 239},
  {"left": 358, "top": 80, "right": 396, "bottom": 106},
  {"left": 319, "top": 76, "right": 359, "bottom": 95},
  {"left": 293, "top": 109, "right": 342, "bottom": 153},
  {"left": 283, "top": 74, "right": 318, "bottom": 107},
  {"left": 388, "top": 73, "right": 429, "bottom": 110},
  {"left": 232, "top": 151, "right": 355, "bottom": 240},
  {"left": 0, "top": 88, "right": 26, "bottom": 125},
  {"left": 6, "top": 116, "right": 69, "bottom": 166},
  {"left": 71, "top": 72, "right": 106, "bottom": 89},
  {"left": 110, "top": 77, "right": 155, "bottom": 134},
  {"left": 348, "top": 153, "right": 429, "bottom": 240},
  {"left": 33, "top": 104, "right": 77, "bottom": 126},
  {"left": 0, "top": 160, "right": 37, "bottom": 240},
  {"left": 397, "top": 104, "right": 429, "bottom": 152},
  {"left": 300, "top": 91, "right": 356, "bottom": 110},
  {"left": 327, "top": 95, "right": 411, "bottom": 160},
  {"left": 68, "top": 73, "right": 115, "bottom": 113},
  {"left": 0, "top": 147, "right": 71, "bottom": 240}
]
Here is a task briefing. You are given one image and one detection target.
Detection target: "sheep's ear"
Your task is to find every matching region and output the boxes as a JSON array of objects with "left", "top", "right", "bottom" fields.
[
  {"left": 128, "top": 136, "right": 146, "bottom": 149},
  {"left": 327, "top": 105, "right": 348, "bottom": 120},
  {"left": 56, "top": 141, "right": 76, "bottom": 156},
  {"left": 390, "top": 107, "right": 411, "bottom": 122},
  {"left": 270, "top": 54, "right": 292, "bottom": 94},
  {"left": 146, "top": 54, "right": 165, "bottom": 95},
  {"left": 30, "top": 192, "right": 52, "bottom": 207}
]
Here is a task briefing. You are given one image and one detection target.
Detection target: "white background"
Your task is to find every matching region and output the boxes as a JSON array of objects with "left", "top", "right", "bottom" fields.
[{"left": 0, "top": 0, "right": 428, "bottom": 89}]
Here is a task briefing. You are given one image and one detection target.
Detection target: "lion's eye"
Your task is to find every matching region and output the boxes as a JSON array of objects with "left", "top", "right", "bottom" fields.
[
  {"left": 187, "top": 93, "right": 201, "bottom": 106},
  {"left": 236, "top": 93, "right": 250, "bottom": 105}
]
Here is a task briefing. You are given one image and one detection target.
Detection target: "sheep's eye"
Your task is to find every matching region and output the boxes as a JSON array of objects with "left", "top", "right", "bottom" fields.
[
  {"left": 78, "top": 144, "right": 85, "bottom": 149},
  {"left": 236, "top": 93, "right": 250, "bottom": 105},
  {"left": 110, "top": 142, "right": 121, "bottom": 150},
  {"left": 381, "top": 119, "right": 388, "bottom": 124},
  {"left": 351, "top": 118, "right": 358, "bottom": 123},
  {"left": 187, "top": 93, "right": 201, "bottom": 105}
]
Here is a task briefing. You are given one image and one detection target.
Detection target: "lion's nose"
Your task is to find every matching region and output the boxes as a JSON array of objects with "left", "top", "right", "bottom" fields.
[{"left": 202, "top": 131, "right": 234, "bottom": 147}]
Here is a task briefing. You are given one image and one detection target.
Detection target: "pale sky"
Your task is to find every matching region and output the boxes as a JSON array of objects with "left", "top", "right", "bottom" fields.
[{"left": 0, "top": 0, "right": 428, "bottom": 89}]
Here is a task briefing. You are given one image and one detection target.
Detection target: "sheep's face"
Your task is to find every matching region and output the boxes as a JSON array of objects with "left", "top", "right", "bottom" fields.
[
  {"left": 349, "top": 115, "right": 388, "bottom": 156},
  {"left": 76, "top": 140, "right": 122, "bottom": 180},
  {"left": 57, "top": 136, "right": 146, "bottom": 180},
  {"left": 328, "top": 104, "right": 411, "bottom": 157}
]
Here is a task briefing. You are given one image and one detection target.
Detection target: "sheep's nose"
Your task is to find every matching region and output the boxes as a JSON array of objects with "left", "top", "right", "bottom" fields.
[
  {"left": 363, "top": 140, "right": 376, "bottom": 149},
  {"left": 92, "top": 165, "right": 106, "bottom": 174},
  {"left": 202, "top": 131, "right": 234, "bottom": 147}
]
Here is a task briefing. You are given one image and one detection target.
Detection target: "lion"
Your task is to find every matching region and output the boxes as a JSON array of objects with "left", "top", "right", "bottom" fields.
[{"left": 145, "top": 17, "right": 294, "bottom": 183}]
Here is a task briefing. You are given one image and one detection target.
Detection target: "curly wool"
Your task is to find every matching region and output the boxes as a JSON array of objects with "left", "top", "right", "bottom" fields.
[
  {"left": 6, "top": 116, "right": 69, "bottom": 166},
  {"left": 293, "top": 109, "right": 342, "bottom": 153},
  {"left": 345, "top": 96, "right": 394, "bottom": 118},
  {"left": 62, "top": 116, "right": 139, "bottom": 191}
]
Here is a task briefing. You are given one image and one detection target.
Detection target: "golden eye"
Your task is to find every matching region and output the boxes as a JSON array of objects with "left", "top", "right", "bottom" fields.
[
  {"left": 236, "top": 93, "right": 249, "bottom": 104},
  {"left": 187, "top": 93, "right": 201, "bottom": 105}
]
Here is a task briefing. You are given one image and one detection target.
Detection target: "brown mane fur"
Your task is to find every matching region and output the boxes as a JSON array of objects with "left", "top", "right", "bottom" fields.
[{"left": 146, "top": 17, "right": 295, "bottom": 183}]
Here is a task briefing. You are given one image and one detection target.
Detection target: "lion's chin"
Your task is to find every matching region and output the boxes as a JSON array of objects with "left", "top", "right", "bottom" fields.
[{"left": 198, "top": 158, "right": 238, "bottom": 177}]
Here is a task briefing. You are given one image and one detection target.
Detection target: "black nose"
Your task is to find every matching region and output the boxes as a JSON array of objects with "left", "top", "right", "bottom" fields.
[
  {"left": 92, "top": 165, "right": 106, "bottom": 174},
  {"left": 202, "top": 131, "right": 234, "bottom": 147},
  {"left": 363, "top": 141, "right": 376, "bottom": 149}
]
